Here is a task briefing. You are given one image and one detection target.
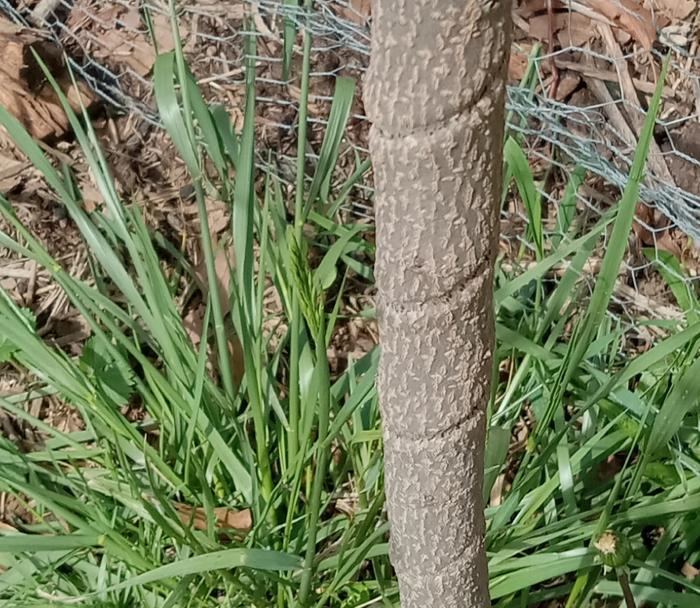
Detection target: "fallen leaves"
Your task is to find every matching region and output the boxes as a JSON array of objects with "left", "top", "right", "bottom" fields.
[
  {"left": 174, "top": 503, "right": 253, "bottom": 534},
  {"left": 586, "top": 0, "right": 657, "bottom": 48},
  {"left": 509, "top": 45, "right": 533, "bottom": 82},
  {"left": 0, "top": 155, "right": 29, "bottom": 194},
  {"left": 0, "top": 17, "right": 94, "bottom": 140},
  {"left": 651, "top": 0, "right": 696, "bottom": 21},
  {"left": 520, "top": 0, "right": 659, "bottom": 50},
  {"left": 66, "top": 1, "right": 179, "bottom": 77},
  {"left": 338, "top": 0, "right": 371, "bottom": 24}
]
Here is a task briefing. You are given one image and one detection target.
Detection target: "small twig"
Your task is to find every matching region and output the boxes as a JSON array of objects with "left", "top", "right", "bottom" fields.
[
  {"left": 597, "top": 23, "right": 676, "bottom": 187},
  {"left": 555, "top": 60, "right": 673, "bottom": 97},
  {"left": 618, "top": 571, "right": 637, "bottom": 608},
  {"left": 547, "top": 0, "right": 560, "bottom": 99},
  {"left": 23, "top": 261, "right": 38, "bottom": 307}
]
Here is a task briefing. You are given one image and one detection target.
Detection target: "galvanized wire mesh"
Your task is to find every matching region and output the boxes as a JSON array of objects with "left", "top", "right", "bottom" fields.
[{"left": 2, "top": 0, "right": 699, "bottom": 323}]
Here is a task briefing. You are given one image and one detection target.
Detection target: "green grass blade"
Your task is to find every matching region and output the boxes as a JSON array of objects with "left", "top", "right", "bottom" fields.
[
  {"left": 306, "top": 77, "right": 356, "bottom": 209},
  {"left": 0, "top": 534, "right": 100, "bottom": 553},
  {"left": 93, "top": 548, "right": 302, "bottom": 596},
  {"left": 504, "top": 136, "right": 543, "bottom": 258}
]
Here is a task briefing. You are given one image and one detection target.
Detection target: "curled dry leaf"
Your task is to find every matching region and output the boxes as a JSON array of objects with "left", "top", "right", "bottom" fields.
[
  {"left": 0, "top": 17, "right": 95, "bottom": 140},
  {"left": 174, "top": 503, "right": 253, "bottom": 534},
  {"left": 586, "top": 0, "right": 657, "bottom": 49}
]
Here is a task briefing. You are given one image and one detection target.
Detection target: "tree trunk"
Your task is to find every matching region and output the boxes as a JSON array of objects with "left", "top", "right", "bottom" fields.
[{"left": 365, "top": 2, "right": 511, "bottom": 606}]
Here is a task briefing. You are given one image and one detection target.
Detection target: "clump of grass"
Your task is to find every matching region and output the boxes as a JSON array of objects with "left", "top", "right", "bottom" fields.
[
  {"left": 0, "top": 11, "right": 380, "bottom": 608},
  {"left": 0, "top": 10, "right": 698, "bottom": 608}
]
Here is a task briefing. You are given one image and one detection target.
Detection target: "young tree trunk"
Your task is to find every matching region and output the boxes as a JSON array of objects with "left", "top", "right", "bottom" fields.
[{"left": 365, "top": 2, "right": 511, "bottom": 606}]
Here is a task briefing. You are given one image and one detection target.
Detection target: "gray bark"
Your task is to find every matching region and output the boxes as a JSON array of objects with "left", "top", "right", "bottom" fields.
[{"left": 365, "top": 1, "right": 511, "bottom": 606}]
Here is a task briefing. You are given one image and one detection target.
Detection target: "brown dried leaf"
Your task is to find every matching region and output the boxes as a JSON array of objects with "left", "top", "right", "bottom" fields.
[
  {"left": 556, "top": 13, "right": 598, "bottom": 47},
  {"left": 183, "top": 304, "right": 206, "bottom": 346},
  {"left": 509, "top": 50, "right": 530, "bottom": 83},
  {"left": 633, "top": 202, "right": 656, "bottom": 247},
  {"left": 655, "top": 229, "right": 683, "bottom": 257},
  {"left": 528, "top": 12, "right": 568, "bottom": 40},
  {"left": 0, "top": 17, "right": 94, "bottom": 140},
  {"left": 554, "top": 73, "right": 582, "bottom": 101},
  {"left": 86, "top": 5, "right": 178, "bottom": 77},
  {"left": 650, "top": 0, "right": 696, "bottom": 20},
  {"left": 206, "top": 199, "right": 230, "bottom": 235},
  {"left": 681, "top": 561, "right": 700, "bottom": 580},
  {"left": 191, "top": 246, "right": 244, "bottom": 383},
  {"left": 0, "top": 155, "right": 27, "bottom": 193},
  {"left": 337, "top": 0, "right": 371, "bottom": 24},
  {"left": 586, "top": 0, "right": 656, "bottom": 48},
  {"left": 529, "top": 11, "right": 596, "bottom": 47},
  {"left": 193, "top": 247, "right": 234, "bottom": 316},
  {"left": 174, "top": 503, "right": 253, "bottom": 533},
  {"left": 79, "top": 182, "right": 103, "bottom": 212}
]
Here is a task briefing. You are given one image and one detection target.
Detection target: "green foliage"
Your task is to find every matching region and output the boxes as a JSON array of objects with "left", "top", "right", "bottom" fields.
[
  {"left": 80, "top": 337, "right": 135, "bottom": 409},
  {"left": 505, "top": 136, "right": 543, "bottom": 258},
  {"left": 0, "top": 12, "right": 697, "bottom": 608}
]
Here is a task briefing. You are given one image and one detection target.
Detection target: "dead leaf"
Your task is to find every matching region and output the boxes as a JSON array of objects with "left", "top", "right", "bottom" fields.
[
  {"left": 681, "top": 562, "right": 700, "bottom": 580},
  {"left": 509, "top": 45, "right": 533, "bottom": 82},
  {"left": 0, "top": 155, "right": 28, "bottom": 193},
  {"left": 529, "top": 11, "right": 597, "bottom": 47},
  {"left": 337, "top": 0, "right": 371, "bottom": 24},
  {"left": 633, "top": 202, "right": 655, "bottom": 247},
  {"left": 183, "top": 304, "right": 206, "bottom": 346},
  {"left": 206, "top": 199, "right": 230, "bottom": 235},
  {"left": 193, "top": 247, "right": 235, "bottom": 316},
  {"left": 528, "top": 12, "right": 569, "bottom": 41},
  {"left": 174, "top": 503, "right": 253, "bottom": 533},
  {"left": 655, "top": 229, "right": 683, "bottom": 257},
  {"left": 649, "top": 0, "right": 696, "bottom": 20},
  {"left": 556, "top": 13, "right": 598, "bottom": 47},
  {"left": 586, "top": 0, "right": 656, "bottom": 48},
  {"left": 73, "top": 3, "right": 179, "bottom": 77},
  {"left": 191, "top": 245, "right": 245, "bottom": 383},
  {"left": 0, "top": 17, "right": 94, "bottom": 140},
  {"left": 95, "top": 9, "right": 175, "bottom": 76},
  {"left": 554, "top": 73, "right": 581, "bottom": 101},
  {"left": 79, "top": 182, "right": 103, "bottom": 212}
]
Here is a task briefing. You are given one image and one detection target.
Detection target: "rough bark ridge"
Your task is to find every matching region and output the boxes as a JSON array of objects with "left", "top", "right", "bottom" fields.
[{"left": 365, "top": 1, "right": 511, "bottom": 606}]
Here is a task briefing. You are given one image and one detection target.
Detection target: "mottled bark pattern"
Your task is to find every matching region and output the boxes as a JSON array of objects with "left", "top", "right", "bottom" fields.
[{"left": 366, "top": 1, "right": 511, "bottom": 606}]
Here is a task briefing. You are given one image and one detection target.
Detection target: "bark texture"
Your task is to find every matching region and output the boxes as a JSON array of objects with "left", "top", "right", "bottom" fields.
[{"left": 365, "top": 1, "right": 511, "bottom": 606}]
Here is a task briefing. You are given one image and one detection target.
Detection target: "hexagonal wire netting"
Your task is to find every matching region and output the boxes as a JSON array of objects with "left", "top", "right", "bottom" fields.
[{"left": 2, "top": 0, "right": 699, "bottom": 328}]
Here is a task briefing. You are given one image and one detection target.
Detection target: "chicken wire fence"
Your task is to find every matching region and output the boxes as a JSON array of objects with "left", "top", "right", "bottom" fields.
[{"left": 2, "top": 0, "right": 700, "bottom": 324}]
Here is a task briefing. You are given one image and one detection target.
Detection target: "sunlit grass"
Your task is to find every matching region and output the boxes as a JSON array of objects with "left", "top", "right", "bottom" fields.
[{"left": 0, "top": 10, "right": 698, "bottom": 608}]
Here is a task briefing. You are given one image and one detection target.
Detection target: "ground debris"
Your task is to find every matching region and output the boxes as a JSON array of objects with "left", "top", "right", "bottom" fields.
[{"left": 0, "top": 16, "right": 94, "bottom": 140}]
